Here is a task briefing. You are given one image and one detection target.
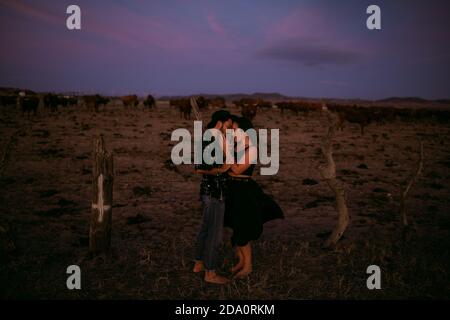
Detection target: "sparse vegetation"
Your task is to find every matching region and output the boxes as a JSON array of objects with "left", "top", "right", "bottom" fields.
[{"left": 0, "top": 97, "right": 449, "bottom": 299}]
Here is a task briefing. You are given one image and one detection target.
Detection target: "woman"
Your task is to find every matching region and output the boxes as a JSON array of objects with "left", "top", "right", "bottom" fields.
[{"left": 224, "top": 116, "right": 284, "bottom": 279}]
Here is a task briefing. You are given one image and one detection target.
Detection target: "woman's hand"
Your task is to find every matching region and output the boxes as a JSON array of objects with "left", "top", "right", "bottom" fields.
[{"left": 217, "top": 164, "right": 231, "bottom": 173}]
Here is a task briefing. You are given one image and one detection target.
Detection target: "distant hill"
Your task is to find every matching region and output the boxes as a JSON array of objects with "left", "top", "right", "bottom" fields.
[
  {"left": 377, "top": 97, "right": 428, "bottom": 104},
  {"left": 158, "top": 92, "right": 294, "bottom": 102},
  {"left": 2, "top": 86, "right": 449, "bottom": 106},
  {"left": 376, "top": 96, "right": 450, "bottom": 106},
  {"left": 0, "top": 87, "right": 36, "bottom": 95}
]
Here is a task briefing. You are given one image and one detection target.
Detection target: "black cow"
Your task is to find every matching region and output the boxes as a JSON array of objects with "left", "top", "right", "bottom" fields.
[
  {"left": 143, "top": 94, "right": 156, "bottom": 109},
  {"left": 19, "top": 96, "right": 39, "bottom": 117}
]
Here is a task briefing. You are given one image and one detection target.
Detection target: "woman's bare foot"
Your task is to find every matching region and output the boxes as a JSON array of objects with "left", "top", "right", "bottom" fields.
[
  {"left": 231, "top": 247, "right": 244, "bottom": 273},
  {"left": 230, "top": 261, "right": 244, "bottom": 273},
  {"left": 193, "top": 261, "right": 204, "bottom": 273},
  {"left": 204, "top": 271, "right": 229, "bottom": 284},
  {"left": 234, "top": 267, "right": 252, "bottom": 279}
]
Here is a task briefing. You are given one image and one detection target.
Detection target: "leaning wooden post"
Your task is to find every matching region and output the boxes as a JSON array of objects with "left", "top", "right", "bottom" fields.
[
  {"left": 319, "top": 105, "right": 349, "bottom": 248},
  {"left": 89, "top": 135, "right": 114, "bottom": 254},
  {"left": 399, "top": 141, "right": 424, "bottom": 227}
]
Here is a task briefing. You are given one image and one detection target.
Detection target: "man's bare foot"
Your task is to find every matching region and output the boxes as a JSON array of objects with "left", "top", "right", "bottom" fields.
[
  {"left": 230, "top": 261, "right": 244, "bottom": 273},
  {"left": 193, "top": 261, "right": 204, "bottom": 273},
  {"left": 205, "top": 272, "right": 229, "bottom": 285},
  {"left": 234, "top": 267, "right": 252, "bottom": 279}
]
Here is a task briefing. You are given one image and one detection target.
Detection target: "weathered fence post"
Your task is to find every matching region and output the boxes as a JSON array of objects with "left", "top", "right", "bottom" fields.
[
  {"left": 319, "top": 106, "right": 349, "bottom": 248},
  {"left": 89, "top": 135, "right": 114, "bottom": 254},
  {"left": 399, "top": 141, "right": 424, "bottom": 227}
]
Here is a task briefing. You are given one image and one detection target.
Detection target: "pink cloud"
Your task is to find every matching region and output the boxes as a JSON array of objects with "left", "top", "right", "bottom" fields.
[
  {"left": 266, "top": 7, "right": 328, "bottom": 41},
  {"left": 86, "top": 3, "right": 189, "bottom": 50},
  {"left": 0, "top": 1, "right": 247, "bottom": 66},
  {"left": 260, "top": 5, "right": 374, "bottom": 64},
  {"left": 0, "top": 0, "right": 188, "bottom": 51},
  {"left": 206, "top": 13, "right": 226, "bottom": 35},
  {"left": 0, "top": 0, "right": 60, "bottom": 26}
]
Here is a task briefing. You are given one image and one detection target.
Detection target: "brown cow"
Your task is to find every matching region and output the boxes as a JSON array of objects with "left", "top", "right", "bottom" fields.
[
  {"left": 170, "top": 99, "right": 191, "bottom": 119},
  {"left": 278, "top": 100, "right": 320, "bottom": 115},
  {"left": 208, "top": 96, "right": 225, "bottom": 109},
  {"left": 234, "top": 98, "right": 258, "bottom": 121},
  {"left": 329, "top": 104, "right": 372, "bottom": 135},
  {"left": 121, "top": 95, "right": 139, "bottom": 108},
  {"left": 84, "top": 95, "right": 110, "bottom": 112}
]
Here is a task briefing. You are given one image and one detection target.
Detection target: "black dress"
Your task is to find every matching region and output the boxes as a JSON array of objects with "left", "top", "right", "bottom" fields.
[{"left": 224, "top": 164, "right": 284, "bottom": 246}]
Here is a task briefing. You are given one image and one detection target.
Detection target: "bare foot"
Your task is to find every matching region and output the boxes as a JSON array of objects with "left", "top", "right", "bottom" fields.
[
  {"left": 230, "top": 261, "right": 244, "bottom": 273},
  {"left": 204, "top": 273, "right": 229, "bottom": 285},
  {"left": 234, "top": 267, "right": 252, "bottom": 279},
  {"left": 193, "top": 261, "right": 204, "bottom": 273}
]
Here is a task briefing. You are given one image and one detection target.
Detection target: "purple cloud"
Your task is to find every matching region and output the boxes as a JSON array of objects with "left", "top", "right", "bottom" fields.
[{"left": 255, "top": 40, "right": 361, "bottom": 66}]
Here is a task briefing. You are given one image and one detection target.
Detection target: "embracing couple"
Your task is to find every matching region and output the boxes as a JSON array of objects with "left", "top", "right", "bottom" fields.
[{"left": 193, "top": 110, "right": 284, "bottom": 284}]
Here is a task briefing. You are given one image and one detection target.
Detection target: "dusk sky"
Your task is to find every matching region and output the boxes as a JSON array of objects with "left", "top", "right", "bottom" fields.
[{"left": 1, "top": 0, "right": 449, "bottom": 99}]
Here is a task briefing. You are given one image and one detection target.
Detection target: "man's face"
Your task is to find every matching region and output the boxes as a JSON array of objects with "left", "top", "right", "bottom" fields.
[{"left": 220, "top": 118, "right": 233, "bottom": 133}]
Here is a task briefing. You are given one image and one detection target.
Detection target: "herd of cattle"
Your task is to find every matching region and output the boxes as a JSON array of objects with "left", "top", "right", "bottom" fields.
[
  {"left": 0, "top": 92, "right": 156, "bottom": 116},
  {"left": 1, "top": 90, "right": 449, "bottom": 135},
  {"left": 233, "top": 98, "right": 450, "bottom": 134}
]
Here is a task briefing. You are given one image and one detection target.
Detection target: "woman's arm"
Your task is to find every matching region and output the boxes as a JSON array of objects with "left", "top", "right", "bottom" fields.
[
  {"left": 195, "top": 164, "right": 231, "bottom": 175},
  {"left": 230, "top": 147, "right": 253, "bottom": 175},
  {"left": 230, "top": 142, "right": 257, "bottom": 175}
]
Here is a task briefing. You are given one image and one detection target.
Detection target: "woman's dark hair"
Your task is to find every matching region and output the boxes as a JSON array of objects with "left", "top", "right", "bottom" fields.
[
  {"left": 206, "top": 110, "right": 231, "bottom": 129},
  {"left": 235, "top": 117, "right": 254, "bottom": 131},
  {"left": 230, "top": 114, "right": 240, "bottom": 123}
]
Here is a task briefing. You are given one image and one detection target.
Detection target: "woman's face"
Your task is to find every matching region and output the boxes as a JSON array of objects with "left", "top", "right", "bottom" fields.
[{"left": 232, "top": 121, "right": 239, "bottom": 131}]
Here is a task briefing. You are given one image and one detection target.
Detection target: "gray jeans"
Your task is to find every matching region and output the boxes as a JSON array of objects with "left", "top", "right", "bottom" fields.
[{"left": 194, "top": 195, "right": 225, "bottom": 271}]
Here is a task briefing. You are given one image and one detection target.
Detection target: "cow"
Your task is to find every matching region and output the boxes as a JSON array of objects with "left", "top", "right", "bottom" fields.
[
  {"left": 208, "top": 96, "right": 225, "bottom": 109},
  {"left": 370, "top": 106, "right": 397, "bottom": 124},
  {"left": 143, "top": 94, "right": 155, "bottom": 109},
  {"left": 43, "top": 93, "right": 59, "bottom": 113},
  {"left": 19, "top": 96, "right": 39, "bottom": 118},
  {"left": 58, "top": 96, "right": 78, "bottom": 108},
  {"left": 328, "top": 104, "right": 372, "bottom": 135},
  {"left": 241, "top": 104, "right": 257, "bottom": 121},
  {"left": 277, "top": 100, "right": 320, "bottom": 116},
  {"left": 121, "top": 95, "right": 139, "bottom": 108},
  {"left": 257, "top": 99, "right": 272, "bottom": 109},
  {"left": 170, "top": 99, "right": 192, "bottom": 119},
  {"left": 234, "top": 98, "right": 258, "bottom": 121},
  {"left": 0, "top": 95, "right": 17, "bottom": 108},
  {"left": 195, "top": 96, "right": 208, "bottom": 110},
  {"left": 83, "top": 94, "right": 110, "bottom": 112}
]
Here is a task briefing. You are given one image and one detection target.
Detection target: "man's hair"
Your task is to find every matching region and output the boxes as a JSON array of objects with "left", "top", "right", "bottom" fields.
[{"left": 206, "top": 110, "right": 232, "bottom": 129}]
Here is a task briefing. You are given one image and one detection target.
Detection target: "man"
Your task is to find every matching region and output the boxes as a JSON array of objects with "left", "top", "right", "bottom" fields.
[{"left": 193, "top": 110, "right": 233, "bottom": 284}]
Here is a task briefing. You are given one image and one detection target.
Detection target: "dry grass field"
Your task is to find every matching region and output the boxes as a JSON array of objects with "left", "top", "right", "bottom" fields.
[{"left": 1, "top": 100, "right": 449, "bottom": 299}]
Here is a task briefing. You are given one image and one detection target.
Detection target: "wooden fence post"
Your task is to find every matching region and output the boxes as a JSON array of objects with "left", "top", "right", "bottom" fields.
[
  {"left": 399, "top": 141, "right": 424, "bottom": 227},
  {"left": 319, "top": 107, "right": 349, "bottom": 248},
  {"left": 89, "top": 135, "right": 114, "bottom": 254}
]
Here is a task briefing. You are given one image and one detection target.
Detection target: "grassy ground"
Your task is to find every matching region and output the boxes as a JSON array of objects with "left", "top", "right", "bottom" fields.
[{"left": 1, "top": 102, "right": 449, "bottom": 299}]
